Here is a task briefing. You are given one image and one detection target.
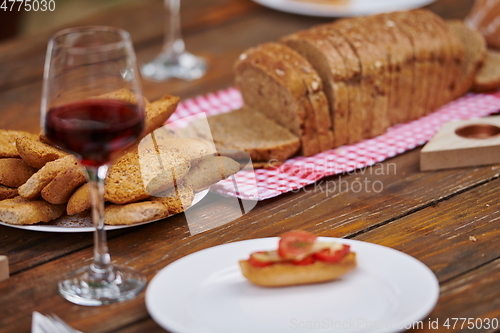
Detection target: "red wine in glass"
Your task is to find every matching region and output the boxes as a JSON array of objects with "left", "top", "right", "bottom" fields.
[{"left": 45, "top": 99, "right": 144, "bottom": 167}]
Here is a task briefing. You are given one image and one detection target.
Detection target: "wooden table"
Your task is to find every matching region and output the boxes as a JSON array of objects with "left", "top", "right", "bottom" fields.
[{"left": 1, "top": 0, "right": 499, "bottom": 332}]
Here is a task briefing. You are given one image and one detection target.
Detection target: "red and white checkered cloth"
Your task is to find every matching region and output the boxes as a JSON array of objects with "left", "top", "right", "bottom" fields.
[{"left": 168, "top": 87, "right": 500, "bottom": 200}]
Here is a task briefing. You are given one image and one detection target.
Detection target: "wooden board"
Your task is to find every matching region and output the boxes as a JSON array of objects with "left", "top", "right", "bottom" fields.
[
  {"left": 420, "top": 115, "right": 500, "bottom": 170},
  {"left": 0, "top": 255, "right": 8, "bottom": 282}
]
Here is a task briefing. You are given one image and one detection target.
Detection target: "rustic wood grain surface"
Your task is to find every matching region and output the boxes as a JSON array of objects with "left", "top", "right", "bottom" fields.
[{"left": 1, "top": 0, "right": 499, "bottom": 332}]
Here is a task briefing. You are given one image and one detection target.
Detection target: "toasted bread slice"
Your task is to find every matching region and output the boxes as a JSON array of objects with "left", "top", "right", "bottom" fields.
[
  {"left": 66, "top": 183, "right": 91, "bottom": 215},
  {"left": 186, "top": 155, "right": 240, "bottom": 192},
  {"left": 104, "top": 201, "right": 169, "bottom": 225},
  {"left": 0, "top": 158, "right": 37, "bottom": 187},
  {"left": 18, "top": 155, "right": 79, "bottom": 200},
  {"left": 151, "top": 178, "right": 195, "bottom": 215},
  {"left": 16, "top": 136, "right": 68, "bottom": 169},
  {"left": 0, "top": 196, "right": 65, "bottom": 225},
  {"left": 0, "top": 130, "right": 38, "bottom": 158}
]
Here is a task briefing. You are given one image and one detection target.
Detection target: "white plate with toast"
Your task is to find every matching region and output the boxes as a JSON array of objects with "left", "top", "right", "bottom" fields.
[
  {"left": 0, "top": 189, "right": 208, "bottom": 233},
  {"left": 252, "top": 0, "right": 435, "bottom": 17},
  {"left": 146, "top": 237, "right": 439, "bottom": 333}
]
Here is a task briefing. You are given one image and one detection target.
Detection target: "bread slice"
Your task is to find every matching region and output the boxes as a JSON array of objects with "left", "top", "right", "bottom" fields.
[
  {"left": 105, "top": 145, "right": 190, "bottom": 204},
  {"left": 311, "top": 25, "right": 362, "bottom": 144},
  {"left": 447, "top": 20, "right": 487, "bottom": 97},
  {"left": 473, "top": 48, "right": 500, "bottom": 92},
  {"left": 254, "top": 42, "right": 333, "bottom": 151},
  {"left": 373, "top": 13, "right": 415, "bottom": 124},
  {"left": 16, "top": 136, "right": 68, "bottom": 169},
  {"left": 353, "top": 15, "right": 395, "bottom": 136},
  {"left": 0, "top": 196, "right": 65, "bottom": 225},
  {"left": 281, "top": 30, "right": 349, "bottom": 147},
  {"left": 388, "top": 10, "right": 441, "bottom": 119},
  {"left": 186, "top": 155, "right": 240, "bottom": 192},
  {"left": 328, "top": 18, "right": 390, "bottom": 139},
  {"left": 0, "top": 130, "right": 39, "bottom": 158},
  {"left": 234, "top": 47, "right": 320, "bottom": 156},
  {"left": 207, "top": 107, "right": 300, "bottom": 163},
  {"left": 104, "top": 201, "right": 169, "bottom": 225},
  {"left": 0, "top": 158, "right": 37, "bottom": 187},
  {"left": 419, "top": 11, "right": 464, "bottom": 110},
  {"left": 239, "top": 252, "right": 357, "bottom": 287}
]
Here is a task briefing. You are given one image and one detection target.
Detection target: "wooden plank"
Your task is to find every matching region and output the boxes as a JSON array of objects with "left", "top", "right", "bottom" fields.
[
  {"left": 82, "top": 260, "right": 500, "bottom": 333},
  {"left": 0, "top": 156, "right": 499, "bottom": 332},
  {"left": 354, "top": 178, "right": 500, "bottom": 281},
  {"left": 406, "top": 259, "right": 500, "bottom": 333},
  {"left": 0, "top": 0, "right": 262, "bottom": 92},
  {"left": 0, "top": 10, "right": 328, "bottom": 132},
  {"left": 1, "top": 147, "right": 499, "bottom": 275}
]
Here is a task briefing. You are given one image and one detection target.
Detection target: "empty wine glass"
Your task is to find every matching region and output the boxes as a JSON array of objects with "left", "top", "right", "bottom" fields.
[
  {"left": 42, "top": 26, "right": 147, "bottom": 306},
  {"left": 141, "top": 0, "right": 207, "bottom": 81}
]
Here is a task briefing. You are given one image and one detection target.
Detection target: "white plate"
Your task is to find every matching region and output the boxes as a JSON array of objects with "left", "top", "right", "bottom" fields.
[
  {"left": 252, "top": 0, "right": 435, "bottom": 17},
  {"left": 0, "top": 189, "right": 208, "bottom": 233},
  {"left": 146, "top": 237, "right": 439, "bottom": 333}
]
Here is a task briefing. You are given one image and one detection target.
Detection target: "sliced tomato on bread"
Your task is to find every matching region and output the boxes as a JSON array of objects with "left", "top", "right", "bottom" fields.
[{"left": 239, "top": 231, "right": 356, "bottom": 287}]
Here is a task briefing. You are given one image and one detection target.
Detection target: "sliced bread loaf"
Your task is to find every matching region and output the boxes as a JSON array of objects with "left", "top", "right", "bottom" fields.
[
  {"left": 234, "top": 46, "right": 321, "bottom": 156},
  {"left": 207, "top": 107, "right": 300, "bottom": 163}
]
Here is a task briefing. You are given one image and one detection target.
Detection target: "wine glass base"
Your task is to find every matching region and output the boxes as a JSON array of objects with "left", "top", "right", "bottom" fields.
[
  {"left": 141, "top": 51, "right": 207, "bottom": 81},
  {"left": 58, "top": 264, "right": 147, "bottom": 306}
]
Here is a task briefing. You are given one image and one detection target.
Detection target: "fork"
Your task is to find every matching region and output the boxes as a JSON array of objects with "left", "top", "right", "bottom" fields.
[{"left": 32, "top": 312, "right": 82, "bottom": 333}]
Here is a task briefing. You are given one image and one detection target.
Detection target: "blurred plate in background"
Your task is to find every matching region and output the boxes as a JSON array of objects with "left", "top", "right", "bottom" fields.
[{"left": 251, "top": 0, "right": 435, "bottom": 17}]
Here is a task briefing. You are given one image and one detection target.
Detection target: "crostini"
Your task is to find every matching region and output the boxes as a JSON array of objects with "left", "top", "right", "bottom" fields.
[{"left": 239, "top": 230, "right": 356, "bottom": 287}]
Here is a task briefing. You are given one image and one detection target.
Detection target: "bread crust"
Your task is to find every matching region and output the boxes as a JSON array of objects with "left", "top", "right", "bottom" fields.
[
  {"left": 311, "top": 26, "right": 362, "bottom": 145},
  {"left": 104, "top": 201, "right": 169, "bottom": 225},
  {"left": 234, "top": 47, "right": 320, "bottom": 156},
  {"left": 67, "top": 183, "right": 91, "bottom": 215},
  {"left": 151, "top": 178, "right": 194, "bottom": 215},
  {"left": 239, "top": 252, "right": 357, "bottom": 287},
  {"left": 41, "top": 164, "right": 87, "bottom": 204},
  {"left": 0, "top": 196, "right": 65, "bottom": 225},
  {"left": 281, "top": 30, "right": 349, "bottom": 147},
  {"left": 0, "top": 158, "right": 37, "bottom": 187},
  {"left": 474, "top": 48, "right": 500, "bottom": 92},
  {"left": 0, "top": 130, "right": 38, "bottom": 158},
  {"left": 256, "top": 42, "right": 333, "bottom": 151},
  {"left": 18, "top": 155, "right": 79, "bottom": 200},
  {"left": 16, "top": 136, "right": 68, "bottom": 169}
]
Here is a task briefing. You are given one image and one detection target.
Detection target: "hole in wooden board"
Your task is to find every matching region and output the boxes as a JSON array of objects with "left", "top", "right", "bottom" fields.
[{"left": 455, "top": 124, "right": 500, "bottom": 139}]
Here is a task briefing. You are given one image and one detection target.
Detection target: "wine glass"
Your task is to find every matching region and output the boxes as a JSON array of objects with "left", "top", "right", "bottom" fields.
[
  {"left": 41, "top": 26, "right": 147, "bottom": 306},
  {"left": 140, "top": 0, "right": 207, "bottom": 81}
]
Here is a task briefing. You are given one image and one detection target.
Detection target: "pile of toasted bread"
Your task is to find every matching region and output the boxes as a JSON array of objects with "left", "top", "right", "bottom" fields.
[{"left": 0, "top": 91, "right": 240, "bottom": 226}]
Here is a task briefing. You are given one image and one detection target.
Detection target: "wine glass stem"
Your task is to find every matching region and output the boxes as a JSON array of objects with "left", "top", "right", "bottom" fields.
[
  {"left": 163, "top": 0, "right": 185, "bottom": 56},
  {"left": 87, "top": 165, "right": 111, "bottom": 271}
]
